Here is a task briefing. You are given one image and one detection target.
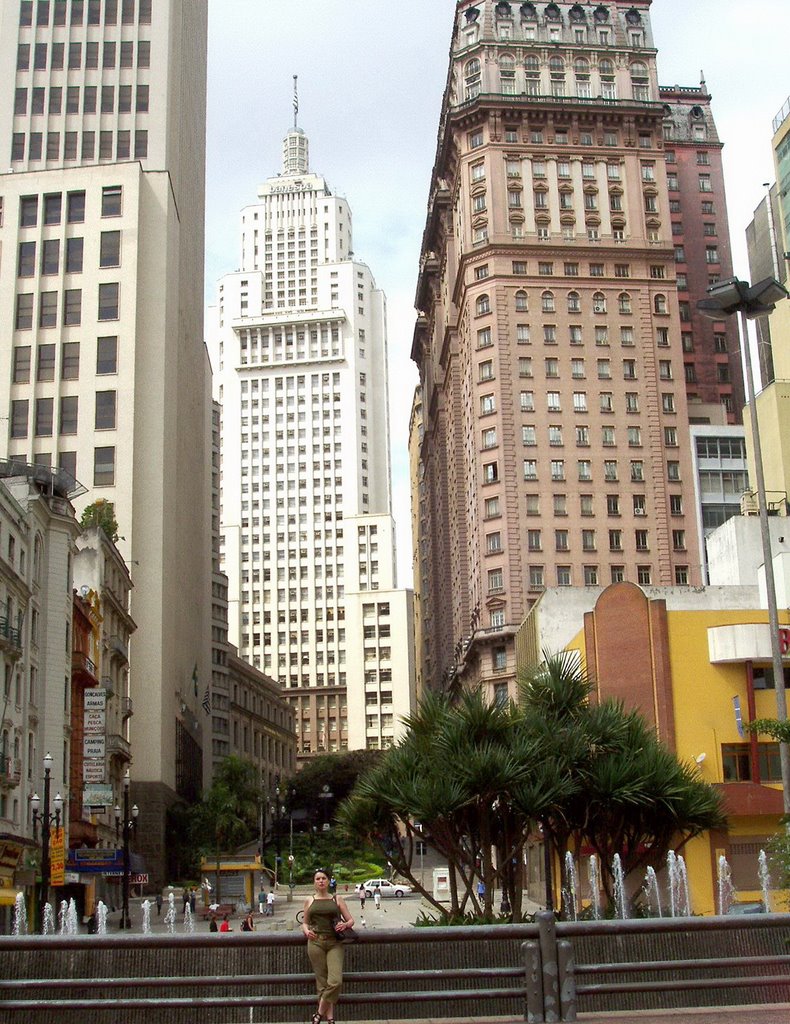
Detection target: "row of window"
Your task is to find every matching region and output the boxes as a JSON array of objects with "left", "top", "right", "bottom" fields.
[
  {"left": 13, "top": 336, "right": 117, "bottom": 382},
  {"left": 506, "top": 457, "right": 682, "bottom": 484},
  {"left": 515, "top": 563, "right": 690, "bottom": 591},
  {"left": 19, "top": 186, "right": 121, "bottom": 226},
  {"left": 487, "top": 525, "right": 687, "bottom": 560},
  {"left": 481, "top": 390, "right": 678, "bottom": 416},
  {"left": 20, "top": 0, "right": 152, "bottom": 27},
  {"left": 479, "top": 356, "right": 675, "bottom": 386},
  {"left": 483, "top": 492, "right": 683, "bottom": 520},
  {"left": 9, "top": 446, "right": 114, "bottom": 488},
  {"left": 504, "top": 423, "right": 679, "bottom": 448},
  {"left": 12, "top": 127, "right": 147, "bottom": 162},
  {"left": 479, "top": 323, "right": 655, "bottom": 348},
  {"left": 475, "top": 290, "right": 671, "bottom": 316},
  {"left": 15, "top": 83, "right": 149, "bottom": 116},
  {"left": 10, "top": 391, "right": 117, "bottom": 436},
  {"left": 15, "top": 283, "right": 119, "bottom": 329},
  {"left": 18, "top": 231, "right": 120, "bottom": 277},
  {"left": 476, "top": 259, "right": 667, "bottom": 280},
  {"left": 16, "top": 38, "right": 151, "bottom": 72}
]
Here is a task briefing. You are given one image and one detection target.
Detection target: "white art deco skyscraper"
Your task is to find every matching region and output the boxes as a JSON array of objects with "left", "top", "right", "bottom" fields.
[
  {"left": 209, "top": 111, "right": 415, "bottom": 759},
  {"left": 0, "top": 0, "right": 211, "bottom": 887}
]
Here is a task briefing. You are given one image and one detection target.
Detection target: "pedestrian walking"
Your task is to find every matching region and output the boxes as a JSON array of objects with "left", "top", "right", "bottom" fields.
[
  {"left": 181, "top": 887, "right": 189, "bottom": 913},
  {"left": 258, "top": 888, "right": 266, "bottom": 915},
  {"left": 329, "top": 875, "right": 337, "bottom": 894},
  {"left": 373, "top": 888, "right": 381, "bottom": 910},
  {"left": 155, "top": 893, "right": 163, "bottom": 916},
  {"left": 209, "top": 913, "right": 218, "bottom": 932},
  {"left": 303, "top": 867, "right": 355, "bottom": 1024},
  {"left": 359, "top": 890, "right": 366, "bottom": 911},
  {"left": 266, "top": 889, "right": 275, "bottom": 916},
  {"left": 219, "top": 914, "right": 232, "bottom": 932},
  {"left": 189, "top": 888, "right": 196, "bottom": 913},
  {"left": 240, "top": 911, "right": 255, "bottom": 932}
]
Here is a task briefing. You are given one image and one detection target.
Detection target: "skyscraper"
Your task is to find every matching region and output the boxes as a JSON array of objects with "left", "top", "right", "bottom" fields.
[
  {"left": 411, "top": 0, "right": 702, "bottom": 698},
  {"left": 209, "top": 114, "right": 415, "bottom": 759},
  {"left": 659, "top": 82, "right": 743, "bottom": 422},
  {"left": 0, "top": 0, "right": 211, "bottom": 886}
]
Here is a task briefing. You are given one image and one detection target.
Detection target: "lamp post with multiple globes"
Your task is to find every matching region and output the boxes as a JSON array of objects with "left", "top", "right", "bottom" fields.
[
  {"left": 114, "top": 770, "right": 138, "bottom": 929},
  {"left": 30, "top": 752, "right": 63, "bottom": 933}
]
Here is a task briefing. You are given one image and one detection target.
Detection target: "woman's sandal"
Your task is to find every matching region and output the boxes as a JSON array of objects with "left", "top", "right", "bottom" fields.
[{"left": 311, "top": 1014, "right": 323, "bottom": 1024}]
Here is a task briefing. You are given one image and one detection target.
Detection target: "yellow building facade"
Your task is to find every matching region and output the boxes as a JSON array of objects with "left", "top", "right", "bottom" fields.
[{"left": 518, "top": 582, "right": 789, "bottom": 914}]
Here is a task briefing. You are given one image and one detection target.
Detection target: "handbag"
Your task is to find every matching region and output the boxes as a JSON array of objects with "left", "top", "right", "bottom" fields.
[{"left": 334, "top": 920, "right": 358, "bottom": 943}]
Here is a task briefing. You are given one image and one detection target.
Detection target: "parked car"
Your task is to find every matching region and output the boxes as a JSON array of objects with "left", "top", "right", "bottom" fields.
[
  {"left": 726, "top": 901, "right": 765, "bottom": 915},
  {"left": 355, "top": 878, "right": 412, "bottom": 898}
]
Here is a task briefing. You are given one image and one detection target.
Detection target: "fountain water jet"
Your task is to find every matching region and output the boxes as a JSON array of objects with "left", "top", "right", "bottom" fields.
[
  {"left": 644, "top": 866, "right": 662, "bottom": 917},
  {"left": 141, "top": 899, "right": 152, "bottom": 934},
  {"left": 184, "top": 903, "right": 195, "bottom": 933},
  {"left": 12, "top": 892, "right": 27, "bottom": 935},
  {"left": 563, "top": 851, "right": 579, "bottom": 921},
  {"left": 58, "top": 899, "right": 69, "bottom": 934},
  {"left": 758, "top": 849, "right": 772, "bottom": 912},
  {"left": 42, "top": 902, "right": 55, "bottom": 934},
  {"left": 587, "top": 854, "right": 601, "bottom": 921},
  {"left": 96, "top": 900, "right": 108, "bottom": 934},
  {"left": 164, "top": 890, "right": 177, "bottom": 934},
  {"left": 612, "top": 853, "right": 627, "bottom": 919},
  {"left": 717, "top": 854, "right": 736, "bottom": 916}
]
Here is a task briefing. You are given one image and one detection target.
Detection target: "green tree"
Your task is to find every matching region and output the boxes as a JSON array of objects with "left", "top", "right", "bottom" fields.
[
  {"left": 80, "top": 499, "right": 119, "bottom": 542},
  {"left": 188, "top": 756, "right": 260, "bottom": 901},
  {"left": 288, "top": 749, "right": 382, "bottom": 824},
  {"left": 338, "top": 653, "right": 726, "bottom": 921}
]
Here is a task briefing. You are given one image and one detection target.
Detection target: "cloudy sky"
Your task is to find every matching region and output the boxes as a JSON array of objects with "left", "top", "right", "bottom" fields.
[{"left": 205, "top": 0, "right": 789, "bottom": 587}]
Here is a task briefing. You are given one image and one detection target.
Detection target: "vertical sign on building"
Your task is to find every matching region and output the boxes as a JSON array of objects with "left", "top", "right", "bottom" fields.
[
  {"left": 49, "top": 827, "right": 65, "bottom": 887},
  {"left": 83, "top": 689, "right": 107, "bottom": 784}
]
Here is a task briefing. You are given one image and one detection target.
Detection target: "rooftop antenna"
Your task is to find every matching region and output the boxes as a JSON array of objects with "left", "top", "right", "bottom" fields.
[{"left": 293, "top": 74, "right": 299, "bottom": 130}]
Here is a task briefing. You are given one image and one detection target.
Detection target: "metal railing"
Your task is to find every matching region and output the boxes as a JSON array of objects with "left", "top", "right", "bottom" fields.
[
  {"left": 0, "top": 616, "right": 22, "bottom": 650},
  {"left": 0, "top": 914, "right": 789, "bottom": 1021}
]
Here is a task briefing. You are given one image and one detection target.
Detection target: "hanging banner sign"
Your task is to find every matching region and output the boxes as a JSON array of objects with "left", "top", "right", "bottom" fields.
[{"left": 50, "top": 828, "right": 65, "bottom": 887}]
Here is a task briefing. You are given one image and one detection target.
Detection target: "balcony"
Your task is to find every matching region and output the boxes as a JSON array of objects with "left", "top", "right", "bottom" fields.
[
  {"left": 122, "top": 696, "right": 134, "bottom": 719},
  {"left": 0, "top": 617, "right": 22, "bottom": 657},
  {"left": 100, "top": 675, "right": 115, "bottom": 698},
  {"left": 0, "top": 755, "right": 22, "bottom": 788},
  {"left": 106, "top": 634, "right": 129, "bottom": 664},
  {"left": 72, "top": 650, "right": 97, "bottom": 683},
  {"left": 106, "top": 733, "right": 131, "bottom": 761}
]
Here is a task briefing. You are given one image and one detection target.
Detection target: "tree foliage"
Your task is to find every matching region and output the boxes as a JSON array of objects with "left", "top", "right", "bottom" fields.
[
  {"left": 80, "top": 499, "right": 119, "bottom": 542},
  {"left": 187, "top": 756, "right": 260, "bottom": 901},
  {"left": 337, "top": 652, "right": 726, "bottom": 921}
]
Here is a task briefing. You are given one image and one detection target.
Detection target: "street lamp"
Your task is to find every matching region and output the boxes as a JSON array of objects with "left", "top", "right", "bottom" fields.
[
  {"left": 287, "top": 786, "right": 296, "bottom": 902},
  {"left": 114, "top": 770, "right": 139, "bottom": 929},
  {"left": 698, "top": 276, "right": 790, "bottom": 814},
  {"left": 30, "top": 752, "right": 63, "bottom": 932}
]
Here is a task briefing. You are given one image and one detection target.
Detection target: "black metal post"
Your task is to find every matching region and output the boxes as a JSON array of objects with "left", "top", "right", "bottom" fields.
[
  {"left": 115, "top": 771, "right": 138, "bottom": 929},
  {"left": 31, "top": 753, "right": 61, "bottom": 934}
]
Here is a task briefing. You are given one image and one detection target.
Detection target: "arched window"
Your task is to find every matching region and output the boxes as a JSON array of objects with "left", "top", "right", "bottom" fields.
[
  {"left": 549, "top": 55, "right": 565, "bottom": 98},
  {"left": 567, "top": 291, "right": 581, "bottom": 313},
  {"left": 593, "top": 291, "right": 607, "bottom": 314},
  {"left": 630, "top": 61, "right": 649, "bottom": 101},
  {"left": 549, "top": 56, "right": 565, "bottom": 76},
  {"left": 654, "top": 293, "right": 668, "bottom": 314},
  {"left": 500, "top": 54, "right": 516, "bottom": 95},
  {"left": 541, "top": 290, "right": 555, "bottom": 313},
  {"left": 545, "top": 3, "right": 561, "bottom": 21},
  {"left": 465, "top": 58, "right": 482, "bottom": 100},
  {"left": 524, "top": 53, "right": 540, "bottom": 95},
  {"left": 618, "top": 292, "right": 632, "bottom": 314},
  {"left": 476, "top": 293, "right": 491, "bottom": 315},
  {"left": 598, "top": 59, "right": 616, "bottom": 100},
  {"left": 515, "top": 290, "right": 529, "bottom": 312},
  {"left": 569, "top": 4, "right": 586, "bottom": 22},
  {"left": 574, "top": 57, "right": 591, "bottom": 98}
]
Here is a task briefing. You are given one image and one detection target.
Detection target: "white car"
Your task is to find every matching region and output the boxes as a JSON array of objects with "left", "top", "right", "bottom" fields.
[{"left": 355, "top": 878, "right": 412, "bottom": 898}]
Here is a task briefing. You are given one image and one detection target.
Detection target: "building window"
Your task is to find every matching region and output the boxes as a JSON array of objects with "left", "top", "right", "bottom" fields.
[
  {"left": 98, "top": 283, "right": 119, "bottom": 320},
  {"left": 101, "top": 186, "right": 123, "bottom": 217},
  {"left": 100, "top": 231, "right": 121, "bottom": 268},
  {"left": 97, "top": 336, "right": 118, "bottom": 374},
  {"left": 11, "top": 400, "right": 29, "bottom": 439},
  {"left": 94, "top": 446, "right": 115, "bottom": 486},
  {"left": 95, "top": 391, "right": 117, "bottom": 430},
  {"left": 35, "top": 397, "right": 53, "bottom": 436},
  {"left": 59, "top": 395, "right": 78, "bottom": 434}
]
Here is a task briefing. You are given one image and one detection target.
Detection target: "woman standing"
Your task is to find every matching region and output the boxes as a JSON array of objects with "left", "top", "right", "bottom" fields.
[{"left": 303, "top": 868, "right": 355, "bottom": 1024}]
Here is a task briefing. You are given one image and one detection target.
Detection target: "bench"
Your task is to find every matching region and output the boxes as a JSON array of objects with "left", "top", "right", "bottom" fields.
[{"left": 199, "top": 902, "right": 236, "bottom": 920}]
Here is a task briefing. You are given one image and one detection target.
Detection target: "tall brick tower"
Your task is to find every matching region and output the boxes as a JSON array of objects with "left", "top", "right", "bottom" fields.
[{"left": 411, "top": 0, "right": 702, "bottom": 698}]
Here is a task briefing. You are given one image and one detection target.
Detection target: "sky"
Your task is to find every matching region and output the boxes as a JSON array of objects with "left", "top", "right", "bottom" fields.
[{"left": 204, "top": 0, "right": 789, "bottom": 588}]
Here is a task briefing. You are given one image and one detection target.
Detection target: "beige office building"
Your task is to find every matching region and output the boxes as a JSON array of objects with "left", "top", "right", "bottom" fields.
[
  {"left": 411, "top": 0, "right": 701, "bottom": 698},
  {"left": 0, "top": 0, "right": 211, "bottom": 885}
]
